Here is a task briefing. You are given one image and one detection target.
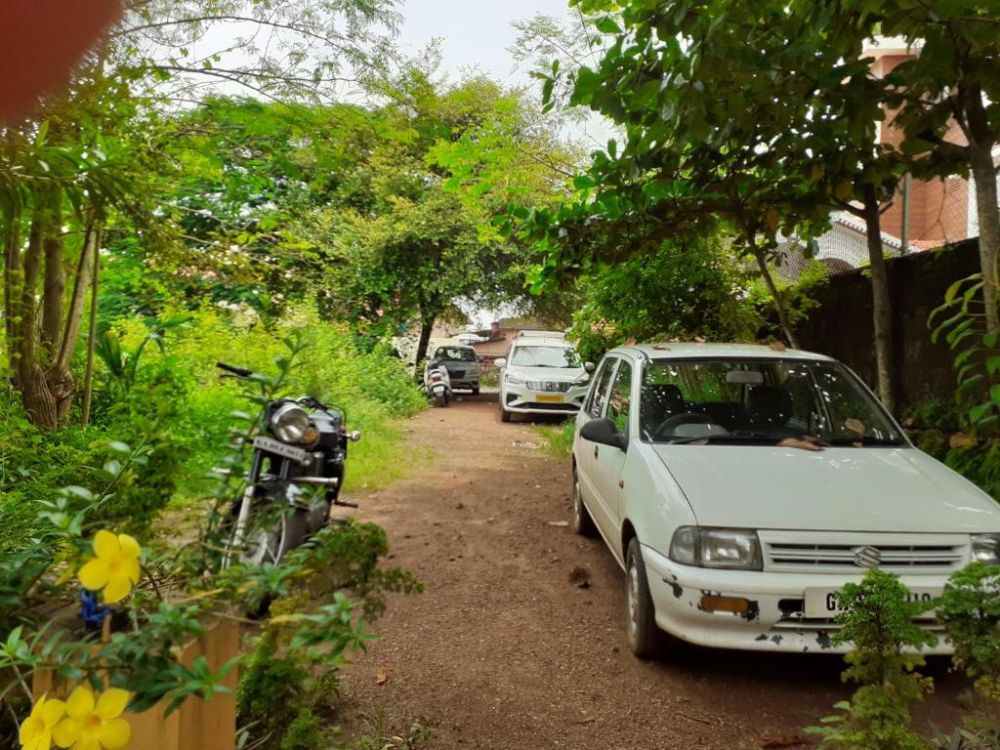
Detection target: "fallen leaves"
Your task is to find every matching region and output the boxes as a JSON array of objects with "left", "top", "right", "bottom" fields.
[
  {"left": 376, "top": 664, "right": 390, "bottom": 685},
  {"left": 950, "top": 431, "right": 979, "bottom": 449},
  {"left": 778, "top": 436, "right": 825, "bottom": 452}
]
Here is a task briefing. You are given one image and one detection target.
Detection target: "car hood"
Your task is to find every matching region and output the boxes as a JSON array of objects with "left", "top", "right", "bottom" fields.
[
  {"left": 651, "top": 445, "right": 1000, "bottom": 533},
  {"left": 506, "top": 365, "right": 586, "bottom": 381}
]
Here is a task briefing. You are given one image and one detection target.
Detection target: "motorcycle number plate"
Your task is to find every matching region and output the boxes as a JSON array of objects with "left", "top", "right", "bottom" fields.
[{"left": 253, "top": 436, "right": 308, "bottom": 464}]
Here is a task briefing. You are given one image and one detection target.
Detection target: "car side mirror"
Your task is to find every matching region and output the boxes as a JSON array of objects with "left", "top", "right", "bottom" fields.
[
  {"left": 580, "top": 418, "right": 628, "bottom": 451},
  {"left": 495, "top": 358, "right": 507, "bottom": 369},
  {"left": 584, "top": 361, "right": 595, "bottom": 373}
]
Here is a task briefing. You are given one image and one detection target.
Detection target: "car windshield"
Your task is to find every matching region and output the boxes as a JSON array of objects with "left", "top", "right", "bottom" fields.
[
  {"left": 434, "top": 346, "right": 477, "bottom": 362},
  {"left": 641, "top": 358, "right": 904, "bottom": 446},
  {"left": 510, "top": 345, "right": 581, "bottom": 368}
]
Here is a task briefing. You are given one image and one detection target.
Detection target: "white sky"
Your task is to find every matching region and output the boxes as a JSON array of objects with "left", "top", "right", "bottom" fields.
[{"left": 397, "top": 0, "right": 573, "bottom": 86}]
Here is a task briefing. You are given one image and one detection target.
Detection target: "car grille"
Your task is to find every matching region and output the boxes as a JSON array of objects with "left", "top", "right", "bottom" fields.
[
  {"left": 761, "top": 532, "right": 967, "bottom": 573},
  {"left": 527, "top": 380, "right": 571, "bottom": 392}
]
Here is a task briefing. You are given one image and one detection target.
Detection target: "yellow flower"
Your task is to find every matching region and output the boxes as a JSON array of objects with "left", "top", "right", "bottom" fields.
[
  {"left": 52, "top": 686, "right": 131, "bottom": 750},
  {"left": 77, "top": 531, "right": 141, "bottom": 604},
  {"left": 19, "top": 693, "right": 67, "bottom": 750}
]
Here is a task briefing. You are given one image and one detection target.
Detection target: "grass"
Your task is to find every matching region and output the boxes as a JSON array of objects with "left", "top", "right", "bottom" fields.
[
  {"left": 535, "top": 420, "right": 575, "bottom": 458},
  {"left": 347, "top": 419, "right": 434, "bottom": 493}
]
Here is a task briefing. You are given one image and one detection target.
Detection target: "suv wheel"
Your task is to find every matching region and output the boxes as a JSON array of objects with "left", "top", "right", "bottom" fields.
[
  {"left": 625, "top": 537, "right": 665, "bottom": 659},
  {"left": 500, "top": 406, "right": 512, "bottom": 423},
  {"left": 571, "top": 471, "right": 597, "bottom": 537}
]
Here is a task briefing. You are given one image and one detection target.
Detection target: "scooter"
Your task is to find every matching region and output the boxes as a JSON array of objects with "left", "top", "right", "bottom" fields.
[{"left": 424, "top": 357, "right": 452, "bottom": 407}]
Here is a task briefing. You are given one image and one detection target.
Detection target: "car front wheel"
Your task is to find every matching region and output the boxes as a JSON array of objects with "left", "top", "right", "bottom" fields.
[{"left": 625, "top": 537, "right": 665, "bottom": 659}]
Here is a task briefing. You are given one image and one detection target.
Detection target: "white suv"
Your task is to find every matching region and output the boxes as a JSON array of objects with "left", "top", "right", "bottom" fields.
[
  {"left": 497, "top": 332, "right": 593, "bottom": 422},
  {"left": 573, "top": 343, "right": 1000, "bottom": 657}
]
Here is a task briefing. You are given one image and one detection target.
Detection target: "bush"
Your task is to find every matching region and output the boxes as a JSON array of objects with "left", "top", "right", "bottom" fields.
[
  {"left": 809, "top": 569, "right": 936, "bottom": 750},
  {"left": 939, "top": 563, "right": 1000, "bottom": 715}
]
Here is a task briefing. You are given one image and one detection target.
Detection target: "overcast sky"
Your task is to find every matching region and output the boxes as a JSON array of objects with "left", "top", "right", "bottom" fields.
[{"left": 397, "top": 0, "right": 573, "bottom": 88}]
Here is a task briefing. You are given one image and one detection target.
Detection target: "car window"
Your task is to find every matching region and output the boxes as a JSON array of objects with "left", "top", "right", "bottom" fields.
[
  {"left": 509, "top": 345, "right": 581, "bottom": 368},
  {"left": 607, "top": 361, "right": 633, "bottom": 434},
  {"left": 434, "top": 347, "right": 476, "bottom": 362},
  {"left": 640, "top": 358, "right": 904, "bottom": 445},
  {"left": 586, "top": 358, "right": 618, "bottom": 418}
]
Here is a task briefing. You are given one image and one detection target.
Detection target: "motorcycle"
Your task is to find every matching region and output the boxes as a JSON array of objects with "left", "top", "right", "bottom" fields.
[
  {"left": 215, "top": 362, "right": 361, "bottom": 566},
  {"left": 424, "top": 357, "right": 452, "bottom": 407}
]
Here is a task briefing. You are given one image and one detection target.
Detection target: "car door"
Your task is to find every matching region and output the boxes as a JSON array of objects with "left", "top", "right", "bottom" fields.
[
  {"left": 576, "top": 356, "right": 619, "bottom": 527},
  {"left": 589, "top": 358, "right": 634, "bottom": 544}
]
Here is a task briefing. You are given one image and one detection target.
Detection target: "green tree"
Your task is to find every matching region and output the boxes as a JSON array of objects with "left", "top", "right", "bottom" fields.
[
  {"left": 517, "top": 0, "right": 908, "bottom": 407},
  {"left": 867, "top": 2, "right": 1000, "bottom": 331}
]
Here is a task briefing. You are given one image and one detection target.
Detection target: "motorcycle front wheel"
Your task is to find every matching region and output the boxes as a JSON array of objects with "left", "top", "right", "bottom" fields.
[{"left": 240, "top": 507, "right": 310, "bottom": 566}]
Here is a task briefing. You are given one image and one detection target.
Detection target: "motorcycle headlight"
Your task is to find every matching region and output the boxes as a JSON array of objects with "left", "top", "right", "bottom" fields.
[
  {"left": 505, "top": 374, "right": 526, "bottom": 385},
  {"left": 972, "top": 534, "right": 1000, "bottom": 565},
  {"left": 270, "top": 403, "right": 311, "bottom": 444},
  {"left": 669, "top": 526, "right": 762, "bottom": 571}
]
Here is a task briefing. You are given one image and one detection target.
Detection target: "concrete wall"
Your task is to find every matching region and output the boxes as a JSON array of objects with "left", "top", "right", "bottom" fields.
[{"left": 794, "top": 240, "right": 981, "bottom": 407}]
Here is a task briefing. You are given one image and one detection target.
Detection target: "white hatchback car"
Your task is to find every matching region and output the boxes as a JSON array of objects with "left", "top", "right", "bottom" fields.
[
  {"left": 572, "top": 343, "right": 1000, "bottom": 657},
  {"left": 496, "top": 332, "right": 593, "bottom": 422}
]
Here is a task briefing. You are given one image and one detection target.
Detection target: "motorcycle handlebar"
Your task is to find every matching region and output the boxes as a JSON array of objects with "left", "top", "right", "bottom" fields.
[{"left": 216, "top": 362, "right": 253, "bottom": 378}]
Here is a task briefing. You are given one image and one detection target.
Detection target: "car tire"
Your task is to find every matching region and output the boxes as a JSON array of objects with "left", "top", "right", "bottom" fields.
[
  {"left": 571, "top": 471, "right": 597, "bottom": 537},
  {"left": 500, "top": 406, "right": 512, "bottom": 423},
  {"left": 472, "top": 387, "right": 480, "bottom": 396},
  {"left": 625, "top": 537, "right": 665, "bottom": 659}
]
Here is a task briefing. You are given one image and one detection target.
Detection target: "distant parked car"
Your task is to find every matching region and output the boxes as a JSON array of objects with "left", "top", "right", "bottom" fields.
[
  {"left": 496, "top": 331, "right": 593, "bottom": 422},
  {"left": 431, "top": 344, "right": 480, "bottom": 395},
  {"left": 572, "top": 343, "right": 1000, "bottom": 657}
]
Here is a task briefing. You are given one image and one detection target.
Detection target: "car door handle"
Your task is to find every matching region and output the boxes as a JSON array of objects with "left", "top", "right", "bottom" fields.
[{"left": 594, "top": 445, "right": 599, "bottom": 459}]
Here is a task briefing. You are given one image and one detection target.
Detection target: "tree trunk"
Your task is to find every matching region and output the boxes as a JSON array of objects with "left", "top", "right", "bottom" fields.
[
  {"left": 414, "top": 314, "right": 436, "bottom": 377},
  {"left": 970, "top": 148, "right": 1000, "bottom": 332},
  {"left": 753, "top": 248, "right": 799, "bottom": 348},
  {"left": 40, "top": 202, "right": 65, "bottom": 357},
  {"left": 3, "top": 222, "right": 20, "bottom": 372},
  {"left": 861, "top": 186, "right": 896, "bottom": 413},
  {"left": 81, "top": 230, "right": 101, "bottom": 427}
]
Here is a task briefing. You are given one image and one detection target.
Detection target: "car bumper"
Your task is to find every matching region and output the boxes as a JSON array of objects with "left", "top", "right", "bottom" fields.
[
  {"left": 642, "top": 544, "right": 953, "bottom": 655},
  {"left": 502, "top": 383, "right": 588, "bottom": 415}
]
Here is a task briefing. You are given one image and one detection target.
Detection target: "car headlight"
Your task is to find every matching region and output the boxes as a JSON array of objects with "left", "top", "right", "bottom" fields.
[
  {"left": 270, "top": 403, "right": 311, "bottom": 444},
  {"left": 505, "top": 374, "right": 526, "bottom": 385},
  {"left": 669, "top": 526, "right": 763, "bottom": 570},
  {"left": 972, "top": 534, "right": 1000, "bottom": 565}
]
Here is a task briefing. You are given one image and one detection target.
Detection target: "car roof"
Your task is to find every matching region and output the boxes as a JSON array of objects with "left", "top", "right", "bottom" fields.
[{"left": 609, "top": 342, "right": 835, "bottom": 362}]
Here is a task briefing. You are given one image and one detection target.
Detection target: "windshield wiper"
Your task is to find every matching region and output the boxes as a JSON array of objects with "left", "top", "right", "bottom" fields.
[
  {"left": 665, "top": 431, "right": 779, "bottom": 445},
  {"left": 827, "top": 436, "right": 902, "bottom": 447}
]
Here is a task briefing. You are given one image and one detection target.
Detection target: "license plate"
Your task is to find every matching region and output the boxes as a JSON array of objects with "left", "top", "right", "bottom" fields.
[
  {"left": 253, "top": 436, "right": 308, "bottom": 464},
  {"left": 536, "top": 394, "right": 564, "bottom": 403},
  {"left": 804, "top": 587, "right": 940, "bottom": 618}
]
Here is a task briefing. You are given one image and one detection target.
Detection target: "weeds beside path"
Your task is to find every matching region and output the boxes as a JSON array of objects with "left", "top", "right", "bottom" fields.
[{"left": 339, "top": 396, "right": 966, "bottom": 750}]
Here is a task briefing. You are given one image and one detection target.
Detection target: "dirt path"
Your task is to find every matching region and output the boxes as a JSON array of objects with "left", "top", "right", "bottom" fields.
[{"left": 340, "top": 395, "right": 964, "bottom": 750}]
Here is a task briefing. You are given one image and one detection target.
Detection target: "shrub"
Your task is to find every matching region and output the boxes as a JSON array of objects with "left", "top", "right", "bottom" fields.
[
  {"left": 809, "top": 569, "right": 936, "bottom": 750},
  {"left": 938, "top": 563, "right": 1000, "bottom": 741}
]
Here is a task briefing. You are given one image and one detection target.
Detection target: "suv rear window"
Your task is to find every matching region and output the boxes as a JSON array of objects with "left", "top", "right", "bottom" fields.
[{"left": 434, "top": 347, "right": 477, "bottom": 362}]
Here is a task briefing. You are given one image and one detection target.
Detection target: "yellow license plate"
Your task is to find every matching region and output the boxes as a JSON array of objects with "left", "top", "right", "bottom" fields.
[{"left": 536, "top": 394, "right": 564, "bottom": 403}]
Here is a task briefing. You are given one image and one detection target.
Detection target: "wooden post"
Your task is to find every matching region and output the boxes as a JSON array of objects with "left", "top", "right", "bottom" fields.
[{"left": 32, "top": 620, "right": 240, "bottom": 750}]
